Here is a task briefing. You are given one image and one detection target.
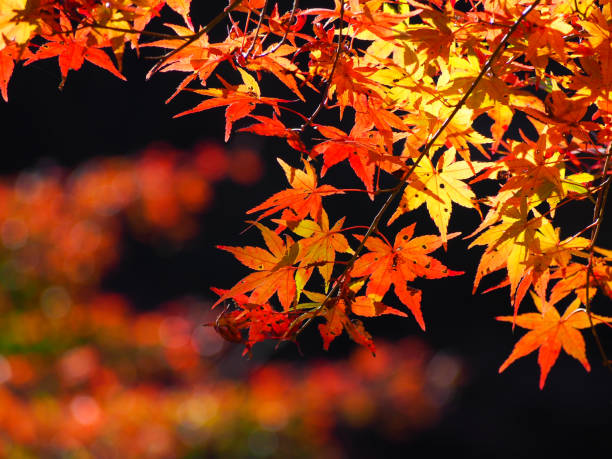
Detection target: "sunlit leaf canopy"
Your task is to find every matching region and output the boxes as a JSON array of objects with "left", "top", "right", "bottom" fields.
[{"left": 0, "top": 0, "right": 611, "bottom": 390}]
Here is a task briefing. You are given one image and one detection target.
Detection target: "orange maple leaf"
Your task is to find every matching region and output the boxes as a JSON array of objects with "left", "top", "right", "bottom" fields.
[
  {"left": 165, "top": 0, "right": 193, "bottom": 27},
  {"left": 214, "top": 222, "right": 300, "bottom": 310},
  {"left": 0, "top": 42, "right": 29, "bottom": 101},
  {"left": 312, "top": 121, "right": 384, "bottom": 194},
  {"left": 248, "top": 158, "right": 342, "bottom": 223},
  {"left": 240, "top": 114, "right": 307, "bottom": 152},
  {"left": 388, "top": 147, "right": 491, "bottom": 243},
  {"left": 350, "top": 295, "right": 408, "bottom": 318},
  {"left": 497, "top": 291, "right": 612, "bottom": 389},
  {"left": 209, "top": 289, "right": 301, "bottom": 355},
  {"left": 282, "top": 210, "right": 353, "bottom": 293},
  {"left": 351, "top": 224, "right": 463, "bottom": 330}
]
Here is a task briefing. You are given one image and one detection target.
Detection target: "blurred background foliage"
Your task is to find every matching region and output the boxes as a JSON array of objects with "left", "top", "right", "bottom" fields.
[{"left": 0, "top": 142, "right": 463, "bottom": 458}]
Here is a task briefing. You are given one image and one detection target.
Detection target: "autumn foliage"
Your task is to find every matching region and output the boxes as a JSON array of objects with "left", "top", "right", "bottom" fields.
[{"left": 1, "top": 0, "right": 612, "bottom": 389}]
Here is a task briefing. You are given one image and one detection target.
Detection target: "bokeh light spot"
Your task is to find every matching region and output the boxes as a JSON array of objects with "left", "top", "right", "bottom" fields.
[
  {"left": 70, "top": 395, "right": 101, "bottom": 425},
  {"left": 1, "top": 218, "right": 28, "bottom": 249},
  {"left": 40, "top": 286, "right": 72, "bottom": 319}
]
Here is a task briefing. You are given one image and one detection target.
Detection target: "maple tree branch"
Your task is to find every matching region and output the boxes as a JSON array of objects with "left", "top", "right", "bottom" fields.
[
  {"left": 148, "top": 0, "right": 244, "bottom": 76},
  {"left": 290, "top": 0, "right": 543, "bottom": 339},
  {"left": 585, "top": 142, "right": 612, "bottom": 369}
]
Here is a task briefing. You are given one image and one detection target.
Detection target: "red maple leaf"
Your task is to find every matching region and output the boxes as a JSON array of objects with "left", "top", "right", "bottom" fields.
[
  {"left": 175, "top": 70, "right": 288, "bottom": 141},
  {"left": 25, "top": 24, "right": 125, "bottom": 87}
]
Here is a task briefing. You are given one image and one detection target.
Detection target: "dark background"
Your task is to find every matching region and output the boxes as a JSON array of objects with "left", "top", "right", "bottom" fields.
[{"left": 1, "top": 2, "right": 611, "bottom": 457}]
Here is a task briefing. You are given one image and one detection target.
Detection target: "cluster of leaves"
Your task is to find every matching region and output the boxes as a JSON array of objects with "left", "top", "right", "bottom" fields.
[{"left": 2, "top": 0, "right": 612, "bottom": 387}]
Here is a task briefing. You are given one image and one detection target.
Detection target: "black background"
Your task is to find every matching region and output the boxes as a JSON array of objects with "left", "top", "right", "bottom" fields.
[{"left": 1, "top": 1, "right": 611, "bottom": 457}]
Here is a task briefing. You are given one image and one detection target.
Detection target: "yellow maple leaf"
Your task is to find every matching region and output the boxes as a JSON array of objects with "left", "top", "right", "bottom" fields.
[
  {"left": 0, "top": 0, "right": 37, "bottom": 49},
  {"left": 389, "top": 148, "right": 491, "bottom": 242}
]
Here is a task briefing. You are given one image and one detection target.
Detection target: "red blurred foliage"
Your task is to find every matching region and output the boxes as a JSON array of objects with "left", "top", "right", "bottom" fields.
[
  {"left": 0, "top": 293, "right": 462, "bottom": 457},
  {"left": 0, "top": 142, "right": 261, "bottom": 287}
]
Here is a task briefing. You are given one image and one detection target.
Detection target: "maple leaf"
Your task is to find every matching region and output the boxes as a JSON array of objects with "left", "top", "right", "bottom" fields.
[
  {"left": 214, "top": 222, "right": 300, "bottom": 310},
  {"left": 209, "top": 289, "right": 301, "bottom": 355},
  {"left": 240, "top": 114, "right": 307, "bottom": 152},
  {"left": 0, "top": 42, "right": 28, "bottom": 101},
  {"left": 470, "top": 200, "right": 590, "bottom": 314},
  {"left": 388, "top": 147, "right": 491, "bottom": 242},
  {"left": 165, "top": 0, "right": 192, "bottom": 27},
  {"left": 470, "top": 200, "right": 542, "bottom": 300},
  {"left": 174, "top": 69, "right": 287, "bottom": 141},
  {"left": 511, "top": 213, "right": 590, "bottom": 309},
  {"left": 248, "top": 158, "right": 342, "bottom": 223},
  {"left": 350, "top": 295, "right": 408, "bottom": 318},
  {"left": 282, "top": 210, "right": 353, "bottom": 295},
  {"left": 143, "top": 24, "right": 219, "bottom": 83},
  {"left": 522, "top": 90, "right": 598, "bottom": 145},
  {"left": 25, "top": 25, "right": 125, "bottom": 88},
  {"left": 245, "top": 44, "right": 305, "bottom": 101},
  {"left": 495, "top": 135, "right": 567, "bottom": 209},
  {"left": 233, "top": 0, "right": 268, "bottom": 12},
  {"left": 0, "top": 0, "right": 38, "bottom": 49},
  {"left": 312, "top": 118, "right": 391, "bottom": 195},
  {"left": 403, "top": 104, "right": 491, "bottom": 160},
  {"left": 497, "top": 291, "right": 612, "bottom": 389},
  {"left": 316, "top": 297, "right": 376, "bottom": 355},
  {"left": 550, "top": 258, "right": 612, "bottom": 306},
  {"left": 299, "top": 289, "right": 390, "bottom": 355},
  {"left": 301, "top": 22, "right": 385, "bottom": 118},
  {"left": 351, "top": 224, "right": 463, "bottom": 330},
  {"left": 520, "top": 8, "right": 573, "bottom": 68},
  {"left": 0, "top": 46, "right": 13, "bottom": 101}
]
